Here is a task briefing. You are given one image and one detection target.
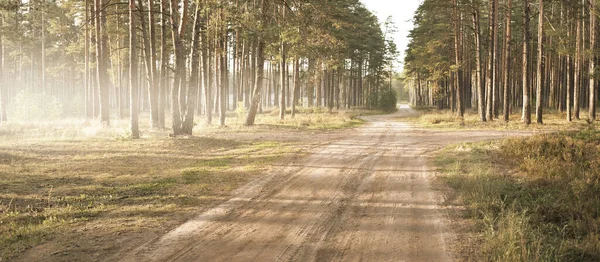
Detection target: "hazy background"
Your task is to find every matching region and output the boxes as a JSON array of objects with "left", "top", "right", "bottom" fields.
[{"left": 361, "top": 0, "right": 422, "bottom": 68}]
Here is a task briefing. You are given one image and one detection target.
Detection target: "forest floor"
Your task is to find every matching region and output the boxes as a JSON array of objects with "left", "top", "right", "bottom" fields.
[
  {"left": 0, "top": 110, "right": 362, "bottom": 261},
  {"left": 404, "top": 106, "right": 591, "bottom": 131},
  {"left": 1, "top": 106, "right": 573, "bottom": 261}
]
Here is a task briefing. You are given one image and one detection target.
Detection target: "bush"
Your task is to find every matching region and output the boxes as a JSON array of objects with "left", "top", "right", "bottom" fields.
[
  {"left": 9, "top": 90, "right": 63, "bottom": 121},
  {"left": 368, "top": 88, "right": 397, "bottom": 112}
]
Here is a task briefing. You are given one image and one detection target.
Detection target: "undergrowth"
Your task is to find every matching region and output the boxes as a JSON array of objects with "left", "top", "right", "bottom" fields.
[{"left": 437, "top": 127, "right": 600, "bottom": 261}]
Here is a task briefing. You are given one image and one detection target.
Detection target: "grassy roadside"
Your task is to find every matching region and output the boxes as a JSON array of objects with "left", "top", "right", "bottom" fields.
[
  {"left": 436, "top": 128, "right": 600, "bottom": 261},
  {"left": 0, "top": 107, "right": 389, "bottom": 260},
  {"left": 405, "top": 107, "right": 588, "bottom": 131},
  {"left": 211, "top": 107, "right": 372, "bottom": 132},
  {"left": 0, "top": 136, "right": 293, "bottom": 260}
]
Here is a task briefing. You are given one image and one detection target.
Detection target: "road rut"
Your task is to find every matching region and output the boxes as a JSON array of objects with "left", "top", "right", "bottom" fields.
[{"left": 120, "top": 105, "right": 529, "bottom": 262}]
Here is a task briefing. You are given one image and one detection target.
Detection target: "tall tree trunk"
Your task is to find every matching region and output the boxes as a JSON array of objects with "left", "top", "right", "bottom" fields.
[
  {"left": 0, "top": 14, "right": 4, "bottom": 123},
  {"left": 567, "top": 9, "right": 573, "bottom": 122},
  {"left": 158, "top": 0, "right": 168, "bottom": 128},
  {"left": 486, "top": 0, "right": 498, "bottom": 121},
  {"left": 246, "top": 0, "right": 267, "bottom": 125},
  {"left": 95, "top": 0, "right": 111, "bottom": 126},
  {"left": 453, "top": 0, "right": 464, "bottom": 117},
  {"left": 129, "top": 0, "right": 140, "bottom": 138},
  {"left": 219, "top": 10, "right": 228, "bottom": 127},
  {"left": 316, "top": 62, "right": 322, "bottom": 107},
  {"left": 182, "top": 2, "right": 202, "bottom": 134},
  {"left": 115, "top": 10, "right": 124, "bottom": 119},
  {"left": 203, "top": 8, "right": 212, "bottom": 125},
  {"left": 503, "top": 0, "right": 512, "bottom": 122},
  {"left": 522, "top": 0, "right": 531, "bottom": 125},
  {"left": 574, "top": 4, "right": 582, "bottom": 120},
  {"left": 279, "top": 57, "right": 286, "bottom": 119},
  {"left": 535, "top": 0, "right": 543, "bottom": 124},
  {"left": 169, "top": 0, "right": 188, "bottom": 135},
  {"left": 292, "top": 58, "right": 299, "bottom": 117},
  {"left": 41, "top": 0, "right": 46, "bottom": 92},
  {"left": 279, "top": 7, "right": 287, "bottom": 120},
  {"left": 307, "top": 59, "right": 314, "bottom": 107},
  {"left": 84, "top": 2, "right": 91, "bottom": 120},
  {"left": 138, "top": 0, "right": 158, "bottom": 128},
  {"left": 590, "top": 0, "right": 597, "bottom": 122},
  {"left": 473, "top": 5, "right": 485, "bottom": 121},
  {"left": 150, "top": 0, "right": 160, "bottom": 127}
]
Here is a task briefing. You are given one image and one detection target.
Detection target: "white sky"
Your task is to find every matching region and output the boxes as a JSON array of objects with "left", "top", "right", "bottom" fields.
[{"left": 360, "top": 0, "right": 422, "bottom": 68}]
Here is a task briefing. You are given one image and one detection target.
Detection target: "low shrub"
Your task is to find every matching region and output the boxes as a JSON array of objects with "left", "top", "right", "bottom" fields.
[{"left": 438, "top": 128, "right": 600, "bottom": 261}]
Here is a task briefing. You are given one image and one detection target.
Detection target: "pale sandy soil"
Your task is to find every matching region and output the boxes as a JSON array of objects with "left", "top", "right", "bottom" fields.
[{"left": 111, "top": 105, "right": 533, "bottom": 262}]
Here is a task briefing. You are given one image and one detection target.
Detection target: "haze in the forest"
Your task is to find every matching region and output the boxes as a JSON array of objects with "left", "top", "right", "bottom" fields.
[
  {"left": 1, "top": 0, "right": 600, "bottom": 261},
  {"left": 0, "top": 0, "right": 400, "bottom": 137},
  {"left": 362, "top": 0, "right": 421, "bottom": 63}
]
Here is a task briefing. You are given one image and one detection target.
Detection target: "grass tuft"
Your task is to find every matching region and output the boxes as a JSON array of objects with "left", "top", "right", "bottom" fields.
[{"left": 437, "top": 128, "right": 600, "bottom": 261}]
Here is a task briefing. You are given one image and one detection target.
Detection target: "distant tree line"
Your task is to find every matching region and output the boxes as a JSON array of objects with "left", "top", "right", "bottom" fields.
[
  {"left": 404, "top": 0, "right": 599, "bottom": 124},
  {"left": 0, "top": 0, "right": 397, "bottom": 137}
]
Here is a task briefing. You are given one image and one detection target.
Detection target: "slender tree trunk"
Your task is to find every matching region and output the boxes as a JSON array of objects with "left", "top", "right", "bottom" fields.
[
  {"left": 182, "top": 2, "right": 202, "bottom": 134},
  {"left": 129, "top": 0, "right": 139, "bottom": 138},
  {"left": 0, "top": 14, "right": 4, "bottom": 123},
  {"left": 522, "top": 0, "right": 531, "bottom": 125},
  {"left": 453, "top": 0, "right": 464, "bottom": 117},
  {"left": 567, "top": 10, "right": 573, "bottom": 122},
  {"left": 95, "top": 0, "right": 111, "bottom": 126},
  {"left": 590, "top": 0, "right": 597, "bottom": 122},
  {"left": 574, "top": 5, "right": 582, "bottom": 120},
  {"left": 41, "top": 0, "right": 46, "bottom": 92},
  {"left": 149, "top": 0, "right": 159, "bottom": 127},
  {"left": 219, "top": 11, "right": 227, "bottom": 127},
  {"left": 137, "top": 0, "right": 158, "bottom": 128},
  {"left": 169, "top": 0, "right": 188, "bottom": 135},
  {"left": 503, "top": 0, "right": 512, "bottom": 122},
  {"left": 116, "top": 13, "right": 124, "bottom": 119},
  {"left": 158, "top": 0, "right": 168, "bottom": 128},
  {"left": 473, "top": 6, "right": 485, "bottom": 121},
  {"left": 486, "top": 0, "right": 498, "bottom": 121},
  {"left": 203, "top": 8, "right": 212, "bottom": 125},
  {"left": 84, "top": 3, "right": 90, "bottom": 120},
  {"left": 316, "top": 62, "right": 322, "bottom": 107},
  {"left": 292, "top": 58, "right": 299, "bottom": 117},
  {"left": 245, "top": 0, "right": 267, "bottom": 125},
  {"left": 535, "top": 0, "right": 543, "bottom": 124},
  {"left": 232, "top": 29, "right": 238, "bottom": 110},
  {"left": 279, "top": 7, "right": 287, "bottom": 120}
]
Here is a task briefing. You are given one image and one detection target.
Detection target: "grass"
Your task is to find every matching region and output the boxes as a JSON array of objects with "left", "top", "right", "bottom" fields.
[
  {"left": 0, "top": 137, "right": 293, "bottom": 259},
  {"left": 436, "top": 127, "right": 600, "bottom": 261},
  {"left": 405, "top": 107, "right": 591, "bottom": 131},
  {"left": 222, "top": 106, "right": 372, "bottom": 131},
  {"left": 0, "top": 120, "right": 304, "bottom": 260},
  {"left": 0, "top": 106, "right": 375, "bottom": 141},
  {"left": 0, "top": 106, "right": 384, "bottom": 260}
]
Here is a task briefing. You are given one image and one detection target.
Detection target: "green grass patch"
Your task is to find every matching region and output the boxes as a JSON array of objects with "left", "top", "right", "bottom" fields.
[
  {"left": 0, "top": 134, "right": 290, "bottom": 260},
  {"left": 436, "top": 128, "right": 600, "bottom": 261}
]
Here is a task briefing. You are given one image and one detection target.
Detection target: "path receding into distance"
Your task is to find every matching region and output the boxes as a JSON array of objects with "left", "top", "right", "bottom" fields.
[{"left": 120, "top": 105, "right": 532, "bottom": 262}]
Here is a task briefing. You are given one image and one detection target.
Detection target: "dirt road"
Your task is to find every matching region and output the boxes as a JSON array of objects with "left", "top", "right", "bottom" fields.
[{"left": 120, "top": 105, "right": 529, "bottom": 262}]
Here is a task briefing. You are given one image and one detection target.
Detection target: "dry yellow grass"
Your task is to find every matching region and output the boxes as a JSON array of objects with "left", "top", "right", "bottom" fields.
[
  {"left": 403, "top": 107, "right": 596, "bottom": 131},
  {"left": 0, "top": 107, "right": 388, "bottom": 260}
]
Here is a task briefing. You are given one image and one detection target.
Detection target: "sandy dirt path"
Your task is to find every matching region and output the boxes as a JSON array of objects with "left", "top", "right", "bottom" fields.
[{"left": 120, "top": 105, "right": 531, "bottom": 262}]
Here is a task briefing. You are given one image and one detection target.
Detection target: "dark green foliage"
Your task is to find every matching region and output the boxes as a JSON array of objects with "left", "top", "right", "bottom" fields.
[{"left": 370, "top": 88, "right": 397, "bottom": 112}]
